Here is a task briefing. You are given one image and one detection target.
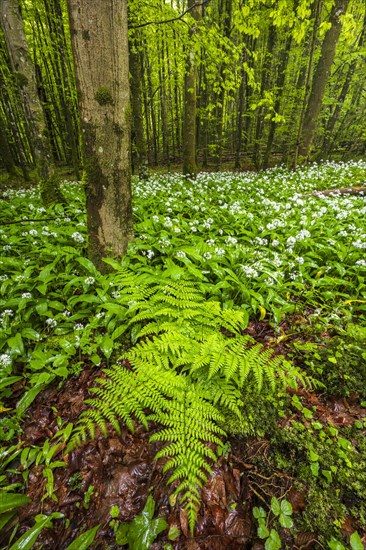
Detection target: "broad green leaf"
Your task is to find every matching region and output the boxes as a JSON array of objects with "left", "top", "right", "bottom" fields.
[
  {"left": 0, "top": 376, "right": 22, "bottom": 390},
  {"left": 253, "top": 506, "right": 266, "bottom": 519},
  {"left": 270, "top": 497, "right": 280, "bottom": 516},
  {"left": 21, "top": 329, "right": 40, "bottom": 341},
  {"left": 76, "top": 257, "right": 98, "bottom": 276},
  {"left": 7, "top": 333, "right": 24, "bottom": 355},
  {"left": 65, "top": 525, "right": 100, "bottom": 549},
  {"left": 327, "top": 538, "right": 346, "bottom": 550},
  {"left": 0, "top": 510, "right": 16, "bottom": 532},
  {"left": 126, "top": 496, "right": 167, "bottom": 550},
  {"left": 280, "top": 500, "right": 292, "bottom": 516},
  {"left": 16, "top": 384, "right": 47, "bottom": 416},
  {"left": 167, "top": 526, "right": 180, "bottom": 541},
  {"left": 258, "top": 523, "right": 270, "bottom": 539},
  {"left": 100, "top": 334, "right": 113, "bottom": 359},
  {"left": 0, "top": 493, "right": 31, "bottom": 514},
  {"left": 9, "top": 513, "right": 61, "bottom": 550},
  {"left": 350, "top": 532, "right": 364, "bottom": 550},
  {"left": 265, "top": 529, "right": 281, "bottom": 550},
  {"left": 111, "top": 324, "right": 128, "bottom": 341},
  {"left": 279, "top": 513, "right": 293, "bottom": 528}
]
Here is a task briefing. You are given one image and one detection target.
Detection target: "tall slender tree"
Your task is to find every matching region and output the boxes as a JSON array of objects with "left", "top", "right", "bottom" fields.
[
  {"left": 0, "top": 0, "right": 53, "bottom": 179},
  {"left": 182, "top": 0, "right": 201, "bottom": 175}
]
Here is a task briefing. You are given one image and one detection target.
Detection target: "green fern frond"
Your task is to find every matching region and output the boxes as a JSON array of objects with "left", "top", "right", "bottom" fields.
[{"left": 70, "top": 269, "right": 312, "bottom": 534}]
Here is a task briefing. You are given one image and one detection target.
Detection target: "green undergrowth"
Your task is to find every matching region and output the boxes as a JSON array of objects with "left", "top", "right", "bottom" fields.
[{"left": 0, "top": 161, "right": 365, "bottom": 546}]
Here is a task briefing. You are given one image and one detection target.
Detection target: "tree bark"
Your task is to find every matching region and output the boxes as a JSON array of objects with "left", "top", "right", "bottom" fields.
[
  {"left": 298, "top": 0, "right": 350, "bottom": 159},
  {"left": 321, "top": 11, "right": 366, "bottom": 155},
  {"left": 0, "top": 0, "right": 53, "bottom": 179},
  {"left": 182, "top": 0, "right": 201, "bottom": 176},
  {"left": 129, "top": 34, "right": 148, "bottom": 179},
  {"left": 66, "top": 0, "right": 133, "bottom": 271},
  {"left": 292, "top": 0, "right": 323, "bottom": 167}
]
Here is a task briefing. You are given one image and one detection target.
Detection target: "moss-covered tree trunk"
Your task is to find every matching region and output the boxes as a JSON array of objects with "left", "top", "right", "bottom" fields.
[
  {"left": 66, "top": 0, "right": 133, "bottom": 271},
  {"left": 298, "top": 0, "right": 350, "bottom": 160},
  {"left": 0, "top": 0, "right": 52, "bottom": 179},
  {"left": 129, "top": 35, "right": 148, "bottom": 179}
]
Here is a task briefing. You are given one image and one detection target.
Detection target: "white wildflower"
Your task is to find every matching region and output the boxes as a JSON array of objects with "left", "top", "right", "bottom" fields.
[{"left": 72, "top": 232, "right": 85, "bottom": 243}]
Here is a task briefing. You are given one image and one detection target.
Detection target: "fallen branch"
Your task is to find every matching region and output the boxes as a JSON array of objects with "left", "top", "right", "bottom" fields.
[
  {"left": 0, "top": 217, "right": 61, "bottom": 226},
  {"left": 307, "top": 187, "right": 366, "bottom": 197}
]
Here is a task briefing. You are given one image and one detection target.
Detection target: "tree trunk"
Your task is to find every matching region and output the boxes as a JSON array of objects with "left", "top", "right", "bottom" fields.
[
  {"left": 298, "top": 0, "right": 350, "bottom": 159},
  {"left": 66, "top": 0, "right": 133, "bottom": 271},
  {"left": 253, "top": 23, "right": 276, "bottom": 170},
  {"left": 0, "top": 0, "right": 53, "bottom": 179},
  {"left": 182, "top": 0, "right": 201, "bottom": 176},
  {"left": 263, "top": 32, "right": 292, "bottom": 169},
  {"left": 0, "top": 113, "right": 18, "bottom": 176},
  {"left": 292, "top": 0, "right": 323, "bottom": 167},
  {"left": 234, "top": 48, "right": 247, "bottom": 170},
  {"left": 321, "top": 11, "right": 366, "bottom": 155},
  {"left": 129, "top": 35, "right": 148, "bottom": 179}
]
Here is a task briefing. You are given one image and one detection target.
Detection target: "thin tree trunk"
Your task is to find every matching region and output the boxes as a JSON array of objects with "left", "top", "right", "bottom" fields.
[
  {"left": 263, "top": 32, "right": 292, "bottom": 168},
  {"left": 0, "top": 113, "right": 18, "bottom": 175},
  {"left": 235, "top": 47, "right": 247, "bottom": 170},
  {"left": 145, "top": 49, "right": 158, "bottom": 165},
  {"left": 321, "top": 11, "right": 366, "bottom": 155},
  {"left": 182, "top": 0, "right": 201, "bottom": 175},
  {"left": 129, "top": 34, "right": 148, "bottom": 179},
  {"left": 253, "top": 23, "right": 276, "bottom": 170},
  {"left": 292, "top": 0, "right": 323, "bottom": 167},
  {"left": 0, "top": 0, "right": 53, "bottom": 179}
]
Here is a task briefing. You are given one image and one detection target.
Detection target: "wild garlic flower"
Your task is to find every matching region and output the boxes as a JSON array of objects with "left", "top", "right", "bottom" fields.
[
  {"left": 0, "top": 354, "right": 12, "bottom": 367},
  {"left": 72, "top": 232, "right": 85, "bottom": 243}
]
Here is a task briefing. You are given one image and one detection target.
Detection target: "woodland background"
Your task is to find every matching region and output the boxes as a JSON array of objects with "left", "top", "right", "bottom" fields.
[{"left": 0, "top": 0, "right": 365, "bottom": 178}]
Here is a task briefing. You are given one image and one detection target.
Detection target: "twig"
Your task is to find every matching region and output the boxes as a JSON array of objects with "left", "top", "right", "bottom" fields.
[
  {"left": 131, "top": 0, "right": 210, "bottom": 29},
  {"left": 0, "top": 217, "right": 64, "bottom": 226},
  {"left": 307, "top": 187, "right": 366, "bottom": 197}
]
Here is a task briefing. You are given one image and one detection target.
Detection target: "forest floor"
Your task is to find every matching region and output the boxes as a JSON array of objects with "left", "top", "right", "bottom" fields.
[
  {"left": 1, "top": 161, "right": 366, "bottom": 549},
  {"left": 8, "top": 318, "right": 366, "bottom": 549}
]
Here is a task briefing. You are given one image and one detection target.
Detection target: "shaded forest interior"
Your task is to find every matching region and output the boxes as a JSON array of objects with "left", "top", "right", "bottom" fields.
[{"left": 1, "top": 0, "right": 366, "bottom": 179}]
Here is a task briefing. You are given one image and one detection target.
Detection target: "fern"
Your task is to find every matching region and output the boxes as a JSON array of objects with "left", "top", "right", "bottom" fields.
[{"left": 70, "top": 271, "right": 312, "bottom": 533}]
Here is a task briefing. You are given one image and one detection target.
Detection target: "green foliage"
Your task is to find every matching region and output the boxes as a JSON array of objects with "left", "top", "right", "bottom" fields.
[
  {"left": 271, "top": 418, "right": 366, "bottom": 542},
  {"left": 94, "top": 87, "right": 113, "bottom": 106},
  {"left": 297, "top": 331, "right": 366, "bottom": 398},
  {"left": 253, "top": 498, "right": 293, "bottom": 549},
  {"left": 64, "top": 525, "right": 100, "bottom": 550},
  {"left": 69, "top": 275, "right": 307, "bottom": 532},
  {"left": 113, "top": 496, "right": 167, "bottom": 549},
  {"left": 0, "top": 162, "right": 366, "bottom": 542},
  {"left": 8, "top": 512, "right": 63, "bottom": 550}
]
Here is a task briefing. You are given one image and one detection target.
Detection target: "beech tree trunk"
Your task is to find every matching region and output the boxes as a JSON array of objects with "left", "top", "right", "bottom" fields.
[
  {"left": 182, "top": 0, "right": 201, "bottom": 176},
  {"left": 292, "top": 0, "right": 323, "bottom": 167},
  {"left": 298, "top": 0, "right": 350, "bottom": 160},
  {"left": 129, "top": 34, "right": 148, "bottom": 179},
  {"left": 66, "top": 0, "right": 133, "bottom": 271},
  {"left": 0, "top": 0, "right": 52, "bottom": 179},
  {"left": 322, "top": 11, "right": 366, "bottom": 155}
]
